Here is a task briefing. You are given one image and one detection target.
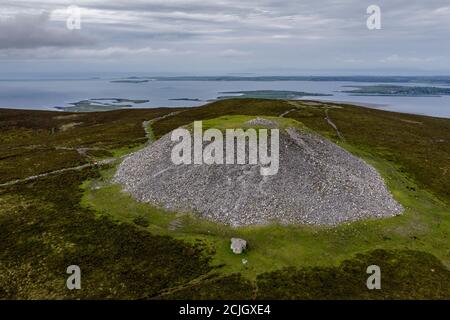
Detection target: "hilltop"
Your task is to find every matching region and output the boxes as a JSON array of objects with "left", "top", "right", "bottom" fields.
[
  {"left": 114, "top": 116, "right": 402, "bottom": 226},
  {"left": 0, "top": 99, "right": 449, "bottom": 299}
]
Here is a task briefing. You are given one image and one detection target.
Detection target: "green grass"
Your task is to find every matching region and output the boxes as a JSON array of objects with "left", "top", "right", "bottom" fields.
[
  {"left": 162, "top": 250, "right": 450, "bottom": 300},
  {"left": 198, "top": 115, "right": 305, "bottom": 131},
  {"left": 0, "top": 108, "right": 181, "bottom": 183},
  {"left": 81, "top": 117, "right": 450, "bottom": 281},
  {"left": 255, "top": 249, "right": 450, "bottom": 300},
  {"left": 151, "top": 99, "right": 293, "bottom": 139},
  {"left": 0, "top": 168, "right": 212, "bottom": 299}
]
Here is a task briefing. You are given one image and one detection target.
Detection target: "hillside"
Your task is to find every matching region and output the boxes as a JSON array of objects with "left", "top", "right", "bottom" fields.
[{"left": 0, "top": 99, "right": 449, "bottom": 299}]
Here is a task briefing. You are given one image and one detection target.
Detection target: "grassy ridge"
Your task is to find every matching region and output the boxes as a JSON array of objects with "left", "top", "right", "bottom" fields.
[{"left": 151, "top": 99, "right": 292, "bottom": 138}]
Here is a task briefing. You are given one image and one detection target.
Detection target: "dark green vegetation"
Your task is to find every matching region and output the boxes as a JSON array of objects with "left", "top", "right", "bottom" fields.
[
  {"left": 0, "top": 108, "right": 181, "bottom": 184},
  {"left": 1, "top": 99, "right": 449, "bottom": 299},
  {"left": 0, "top": 170, "right": 210, "bottom": 299},
  {"left": 342, "top": 85, "right": 450, "bottom": 96},
  {"left": 163, "top": 250, "right": 450, "bottom": 300},
  {"left": 217, "top": 90, "right": 331, "bottom": 100}
]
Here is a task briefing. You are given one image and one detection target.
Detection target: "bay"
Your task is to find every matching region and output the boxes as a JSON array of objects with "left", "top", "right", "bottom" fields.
[{"left": 1, "top": 77, "right": 450, "bottom": 118}]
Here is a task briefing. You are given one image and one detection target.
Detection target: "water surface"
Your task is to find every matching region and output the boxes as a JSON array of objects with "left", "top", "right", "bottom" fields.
[{"left": 1, "top": 78, "right": 450, "bottom": 118}]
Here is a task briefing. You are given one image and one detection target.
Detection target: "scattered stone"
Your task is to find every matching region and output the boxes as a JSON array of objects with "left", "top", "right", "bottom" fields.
[
  {"left": 113, "top": 120, "right": 403, "bottom": 227},
  {"left": 245, "top": 117, "right": 279, "bottom": 128}
]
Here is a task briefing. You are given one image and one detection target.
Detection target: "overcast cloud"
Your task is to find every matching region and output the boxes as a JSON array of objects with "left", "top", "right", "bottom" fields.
[{"left": 0, "top": 0, "right": 449, "bottom": 74}]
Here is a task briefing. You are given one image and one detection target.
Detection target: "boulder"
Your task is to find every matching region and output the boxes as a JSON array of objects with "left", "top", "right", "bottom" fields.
[{"left": 230, "top": 238, "right": 247, "bottom": 254}]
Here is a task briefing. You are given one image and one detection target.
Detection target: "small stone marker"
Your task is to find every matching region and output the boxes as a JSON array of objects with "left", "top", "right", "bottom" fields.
[{"left": 230, "top": 238, "right": 247, "bottom": 254}]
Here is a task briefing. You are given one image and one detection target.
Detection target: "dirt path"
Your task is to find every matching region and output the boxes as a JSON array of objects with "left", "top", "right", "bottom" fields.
[
  {"left": 0, "top": 112, "right": 181, "bottom": 188},
  {"left": 1, "top": 145, "right": 106, "bottom": 157},
  {"left": 148, "top": 272, "right": 222, "bottom": 299},
  {"left": 142, "top": 111, "right": 183, "bottom": 143},
  {"left": 279, "top": 108, "right": 296, "bottom": 118},
  {"left": 0, "top": 158, "right": 117, "bottom": 187},
  {"left": 325, "top": 109, "right": 345, "bottom": 141},
  {"left": 280, "top": 103, "right": 345, "bottom": 142},
  {"left": 54, "top": 146, "right": 106, "bottom": 157}
]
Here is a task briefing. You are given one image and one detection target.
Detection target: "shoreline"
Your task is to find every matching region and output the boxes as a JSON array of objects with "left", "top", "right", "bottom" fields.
[
  {"left": 300, "top": 98, "right": 450, "bottom": 119},
  {"left": 300, "top": 98, "right": 388, "bottom": 109},
  {"left": 1, "top": 98, "right": 450, "bottom": 120}
]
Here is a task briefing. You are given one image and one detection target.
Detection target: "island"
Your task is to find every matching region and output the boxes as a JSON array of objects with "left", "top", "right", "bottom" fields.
[
  {"left": 56, "top": 98, "right": 150, "bottom": 112},
  {"left": 216, "top": 90, "right": 332, "bottom": 100},
  {"left": 110, "top": 80, "right": 150, "bottom": 84},
  {"left": 342, "top": 85, "right": 450, "bottom": 97},
  {"left": 168, "top": 98, "right": 203, "bottom": 101}
]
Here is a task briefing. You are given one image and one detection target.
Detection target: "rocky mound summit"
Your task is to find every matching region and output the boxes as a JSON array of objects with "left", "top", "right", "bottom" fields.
[{"left": 114, "top": 117, "right": 403, "bottom": 227}]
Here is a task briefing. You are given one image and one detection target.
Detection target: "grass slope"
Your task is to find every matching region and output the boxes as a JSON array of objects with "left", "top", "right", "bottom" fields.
[{"left": 82, "top": 114, "right": 450, "bottom": 278}]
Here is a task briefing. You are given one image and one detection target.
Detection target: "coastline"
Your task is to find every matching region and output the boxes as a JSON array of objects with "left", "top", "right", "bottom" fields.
[
  {"left": 300, "top": 97, "right": 450, "bottom": 119},
  {"left": 301, "top": 97, "right": 388, "bottom": 109},
  {"left": 1, "top": 97, "right": 450, "bottom": 120}
]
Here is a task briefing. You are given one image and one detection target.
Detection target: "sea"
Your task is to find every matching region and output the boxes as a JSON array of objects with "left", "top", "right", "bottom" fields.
[{"left": 1, "top": 74, "right": 450, "bottom": 118}]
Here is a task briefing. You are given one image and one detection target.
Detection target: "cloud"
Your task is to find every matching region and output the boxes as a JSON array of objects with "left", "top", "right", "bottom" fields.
[
  {"left": 380, "top": 54, "right": 436, "bottom": 64},
  {"left": 341, "top": 58, "right": 365, "bottom": 64},
  {"left": 433, "top": 6, "right": 450, "bottom": 15},
  {"left": 0, "top": 0, "right": 450, "bottom": 73},
  {"left": 219, "top": 49, "right": 251, "bottom": 57},
  {"left": 0, "top": 46, "right": 192, "bottom": 60},
  {"left": 0, "top": 12, "right": 95, "bottom": 49}
]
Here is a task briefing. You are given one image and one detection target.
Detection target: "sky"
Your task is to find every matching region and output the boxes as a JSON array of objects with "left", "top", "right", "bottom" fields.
[{"left": 0, "top": 0, "right": 449, "bottom": 75}]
